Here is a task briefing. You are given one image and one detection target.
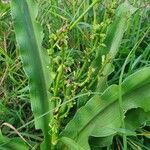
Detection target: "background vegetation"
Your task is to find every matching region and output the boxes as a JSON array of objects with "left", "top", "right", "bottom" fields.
[{"left": 0, "top": 0, "right": 150, "bottom": 149}]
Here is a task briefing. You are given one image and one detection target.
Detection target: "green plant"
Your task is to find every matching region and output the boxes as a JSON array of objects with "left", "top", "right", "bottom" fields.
[
  {"left": 0, "top": 0, "right": 149, "bottom": 149},
  {"left": 10, "top": 0, "right": 51, "bottom": 149},
  {"left": 60, "top": 67, "right": 150, "bottom": 149}
]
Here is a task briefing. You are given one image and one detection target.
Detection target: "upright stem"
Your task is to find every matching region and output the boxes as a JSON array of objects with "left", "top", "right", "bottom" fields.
[{"left": 69, "top": 0, "right": 100, "bottom": 30}]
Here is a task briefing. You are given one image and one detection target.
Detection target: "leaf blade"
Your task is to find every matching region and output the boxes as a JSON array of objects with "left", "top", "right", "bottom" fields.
[
  {"left": 60, "top": 67, "right": 150, "bottom": 148},
  {"left": 10, "top": 0, "right": 51, "bottom": 149}
]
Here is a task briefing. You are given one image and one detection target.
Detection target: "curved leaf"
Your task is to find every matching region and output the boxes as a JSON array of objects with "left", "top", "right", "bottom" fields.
[
  {"left": 60, "top": 67, "right": 150, "bottom": 149},
  {"left": 59, "top": 137, "right": 85, "bottom": 150},
  {"left": 10, "top": 0, "right": 51, "bottom": 149},
  {"left": 125, "top": 108, "right": 150, "bottom": 130},
  {"left": 89, "top": 136, "right": 113, "bottom": 149}
]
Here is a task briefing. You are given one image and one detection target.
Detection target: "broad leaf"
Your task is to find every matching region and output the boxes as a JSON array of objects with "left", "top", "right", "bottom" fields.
[
  {"left": 125, "top": 108, "right": 150, "bottom": 130},
  {"left": 60, "top": 67, "right": 150, "bottom": 149},
  {"left": 89, "top": 135, "right": 113, "bottom": 149},
  {"left": 59, "top": 137, "right": 85, "bottom": 150}
]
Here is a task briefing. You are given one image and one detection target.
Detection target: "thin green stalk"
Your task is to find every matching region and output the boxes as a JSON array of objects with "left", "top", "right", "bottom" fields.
[
  {"left": 69, "top": 0, "right": 100, "bottom": 30},
  {"left": 92, "top": 0, "right": 97, "bottom": 25},
  {"left": 54, "top": 65, "right": 63, "bottom": 98},
  {"left": 72, "top": 0, "right": 76, "bottom": 15},
  {"left": 76, "top": 60, "right": 88, "bottom": 79},
  {"left": 70, "top": 0, "right": 87, "bottom": 24},
  {"left": 53, "top": 47, "right": 65, "bottom": 98}
]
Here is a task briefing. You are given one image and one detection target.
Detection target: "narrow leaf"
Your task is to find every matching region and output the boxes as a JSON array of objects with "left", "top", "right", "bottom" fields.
[
  {"left": 91, "top": 1, "right": 137, "bottom": 92},
  {"left": 10, "top": 0, "right": 51, "bottom": 149}
]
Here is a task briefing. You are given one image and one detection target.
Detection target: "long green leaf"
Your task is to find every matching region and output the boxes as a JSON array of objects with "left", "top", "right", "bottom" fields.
[
  {"left": 96, "top": 1, "right": 137, "bottom": 91},
  {"left": 60, "top": 67, "right": 150, "bottom": 149},
  {"left": 103, "top": 1, "right": 136, "bottom": 58},
  {"left": 91, "top": 1, "right": 136, "bottom": 79},
  {"left": 10, "top": 0, "right": 51, "bottom": 149},
  {"left": 77, "top": 1, "right": 137, "bottom": 108}
]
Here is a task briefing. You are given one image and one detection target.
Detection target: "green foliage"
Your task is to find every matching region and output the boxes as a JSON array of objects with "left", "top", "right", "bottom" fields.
[
  {"left": 0, "top": 130, "right": 28, "bottom": 150},
  {"left": 10, "top": 0, "right": 51, "bottom": 149},
  {"left": 0, "top": 0, "right": 149, "bottom": 149},
  {"left": 60, "top": 67, "right": 150, "bottom": 149}
]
